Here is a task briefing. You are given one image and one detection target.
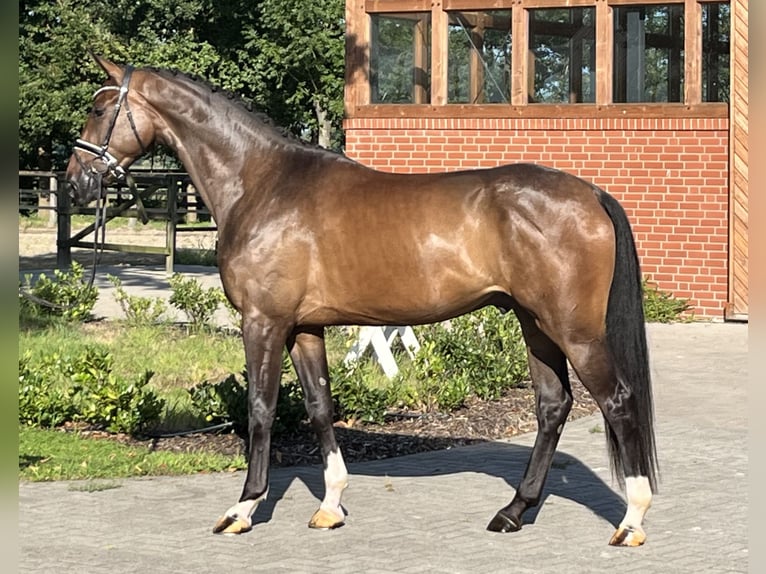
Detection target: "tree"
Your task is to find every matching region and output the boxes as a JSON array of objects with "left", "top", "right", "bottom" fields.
[
  {"left": 19, "top": 0, "right": 115, "bottom": 169},
  {"left": 238, "top": 0, "right": 346, "bottom": 149},
  {"left": 18, "top": 0, "right": 347, "bottom": 169}
]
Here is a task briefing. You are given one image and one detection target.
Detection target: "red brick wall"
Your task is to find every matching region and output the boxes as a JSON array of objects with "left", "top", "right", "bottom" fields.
[{"left": 343, "top": 116, "right": 730, "bottom": 319}]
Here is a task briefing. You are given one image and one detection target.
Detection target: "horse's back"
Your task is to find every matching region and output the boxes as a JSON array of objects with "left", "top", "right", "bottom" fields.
[{"left": 222, "top": 159, "right": 617, "bottom": 333}]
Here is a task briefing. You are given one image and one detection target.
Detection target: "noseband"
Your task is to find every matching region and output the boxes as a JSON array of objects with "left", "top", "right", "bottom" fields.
[{"left": 73, "top": 65, "right": 147, "bottom": 183}]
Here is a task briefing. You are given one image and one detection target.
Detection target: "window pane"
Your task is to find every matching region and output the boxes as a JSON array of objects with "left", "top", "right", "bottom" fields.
[
  {"left": 613, "top": 4, "right": 684, "bottom": 103},
  {"left": 702, "top": 2, "right": 730, "bottom": 102},
  {"left": 370, "top": 13, "right": 431, "bottom": 104},
  {"left": 448, "top": 11, "right": 511, "bottom": 104},
  {"left": 528, "top": 8, "right": 596, "bottom": 103}
]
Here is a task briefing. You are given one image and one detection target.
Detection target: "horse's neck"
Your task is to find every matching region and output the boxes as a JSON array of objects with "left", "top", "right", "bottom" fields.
[{"left": 151, "top": 84, "right": 285, "bottom": 226}]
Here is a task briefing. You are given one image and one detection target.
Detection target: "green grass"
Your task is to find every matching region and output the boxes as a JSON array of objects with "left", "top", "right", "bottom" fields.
[
  {"left": 20, "top": 212, "right": 170, "bottom": 233},
  {"left": 19, "top": 321, "right": 246, "bottom": 393},
  {"left": 19, "top": 426, "right": 246, "bottom": 482}
]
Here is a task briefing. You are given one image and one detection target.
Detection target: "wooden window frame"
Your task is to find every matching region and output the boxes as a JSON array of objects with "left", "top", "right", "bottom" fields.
[{"left": 345, "top": 0, "right": 729, "bottom": 118}]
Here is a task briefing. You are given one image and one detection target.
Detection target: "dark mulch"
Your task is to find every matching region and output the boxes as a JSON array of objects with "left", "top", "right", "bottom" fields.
[{"left": 81, "top": 379, "right": 600, "bottom": 468}]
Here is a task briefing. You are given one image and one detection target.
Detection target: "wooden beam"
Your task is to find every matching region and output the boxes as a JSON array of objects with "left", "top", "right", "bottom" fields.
[
  {"left": 414, "top": 15, "right": 430, "bottom": 103},
  {"left": 511, "top": 4, "right": 529, "bottom": 105},
  {"left": 445, "top": 0, "right": 514, "bottom": 9},
  {"left": 366, "top": 0, "right": 430, "bottom": 13},
  {"left": 727, "top": 0, "right": 748, "bottom": 319},
  {"left": 469, "top": 23, "right": 485, "bottom": 103},
  {"left": 345, "top": 0, "right": 370, "bottom": 112},
  {"left": 431, "top": 1, "right": 449, "bottom": 105},
  {"left": 684, "top": 0, "right": 702, "bottom": 104},
  {"left": 347, "top": 102, "right": 730, "bottom": 119}
]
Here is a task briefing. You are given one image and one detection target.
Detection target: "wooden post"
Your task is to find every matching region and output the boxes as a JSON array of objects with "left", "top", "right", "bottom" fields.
[
  {"left": 431, "top": 1, "right": 448, "bottom": 105},
  {"left": 47, "top": 175, "right": 57, "bottom": 227},
  {"left": 165, "top": 176, "right": 177, "bottom": 274},
  {"left": 596, "top": 0, "right": 613, "bottom": 105},
  {"left": 56, "top": 174, "right": 71, "bottom": 268},
  {"left": 511, "top": 3, "right": 529, "bottom": 105}
]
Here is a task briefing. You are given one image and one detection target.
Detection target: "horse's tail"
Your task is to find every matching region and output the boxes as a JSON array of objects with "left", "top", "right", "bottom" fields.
[{"left": 597, "top": 189, "right": 659, "bottom": 492}]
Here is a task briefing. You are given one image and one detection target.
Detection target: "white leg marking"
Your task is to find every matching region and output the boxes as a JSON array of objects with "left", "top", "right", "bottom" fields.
[
  {"left": 223, "top": 490, "right": 268, "bottom": 531},
  {"left": 319, "top": 449, "right": 348, "bottom": 519},
  {"left": 622, "top": 476, "right": 652, "bottom": 526}
]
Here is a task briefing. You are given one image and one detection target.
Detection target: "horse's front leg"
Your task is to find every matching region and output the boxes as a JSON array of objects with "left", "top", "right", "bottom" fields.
[
  {"left": 288, "top": 327, "right": 348, "bottom": 529},
  {"left": 213, "top": 315, "right": 291, "bottom": 535}
]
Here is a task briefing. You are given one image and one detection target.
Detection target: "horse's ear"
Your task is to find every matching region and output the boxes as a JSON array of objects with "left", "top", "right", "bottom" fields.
[{"left": 89, "top": 52, "right": 125, "bottom": 84}]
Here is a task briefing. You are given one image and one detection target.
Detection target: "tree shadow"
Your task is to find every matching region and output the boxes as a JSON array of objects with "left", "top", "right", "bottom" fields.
[{"left": 250, "top": 428, "right": 626, "bottom": 530}]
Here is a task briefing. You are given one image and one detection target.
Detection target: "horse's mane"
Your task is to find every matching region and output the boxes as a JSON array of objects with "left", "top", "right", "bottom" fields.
[{"left": 141, "top": 65, "right": 342, "bottom": 157}]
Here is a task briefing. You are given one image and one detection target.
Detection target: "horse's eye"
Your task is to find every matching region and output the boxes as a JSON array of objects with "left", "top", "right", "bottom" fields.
[{"left": 93, "top": 107, "right": 106, "bottom": 118}]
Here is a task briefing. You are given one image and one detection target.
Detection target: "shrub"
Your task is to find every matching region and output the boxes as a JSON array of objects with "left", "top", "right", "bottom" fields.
[
  {"left": 642, "top": 278, "right": 693, "bottom": 323},
  {"left": 108, "top": 275, "right": 167, "bottom": 325},
  {"left": 411, "top": 307, "right": 529, "bottom": 411},
  {"left": 18, "top": 348, "right": 164, "bottom": 434},
  {"left": 70, "top": 348, "right": 165, "bottom": 433},
  {"left": 187, "top": 357, "right": 306, "bottom": 438},
  {"left": 19, "top": 261, "right": 98, "bottom": 322},
  {"left": 19, "top": 352, "right": 78, "bottom": 428},
  {"left": 273, "top": 378, "right": 307, "bottom": 436},
  {"left": 168, "top": 273, "right": 226, "bottom": 332},
  {"left": 188, "top": 373, "right": 248, "bottom": 433},
  {"left": 330, "top": 360, "right": 390, "bottom": 424}
]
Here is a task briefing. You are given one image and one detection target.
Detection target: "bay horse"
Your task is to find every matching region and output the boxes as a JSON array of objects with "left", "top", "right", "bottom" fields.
[{"left": 66, "top": 55, "right": 658, "bottom": 546}]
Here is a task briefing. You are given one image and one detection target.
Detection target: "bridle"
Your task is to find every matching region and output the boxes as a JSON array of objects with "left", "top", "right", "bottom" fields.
[
  {"left": 72, "top": 65, "right": 148, "bottom": 185},
  {"left": 20, "top": 66, "right": 149, "bottom": 311}
]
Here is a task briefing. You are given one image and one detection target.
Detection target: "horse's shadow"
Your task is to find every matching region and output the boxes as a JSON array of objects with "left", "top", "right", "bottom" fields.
[{"left": 251, "top": 429, "right": 626, "bottom": 529}]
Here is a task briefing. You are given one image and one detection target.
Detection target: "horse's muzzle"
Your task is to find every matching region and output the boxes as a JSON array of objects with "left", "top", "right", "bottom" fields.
[{"left": 66, "top": 172, "right": 102, "bottom": 206}]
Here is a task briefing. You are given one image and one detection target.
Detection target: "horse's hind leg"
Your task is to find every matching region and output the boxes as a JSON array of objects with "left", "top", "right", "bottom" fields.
[
  {"left": 566, "top": 341, "right": 653, "bottom": 546},
  {"left": 288, "top": 327, "right": 348, "bottom": 529},
  {"left": 487, "top": 309, "right": 573, "bottom": 533}
]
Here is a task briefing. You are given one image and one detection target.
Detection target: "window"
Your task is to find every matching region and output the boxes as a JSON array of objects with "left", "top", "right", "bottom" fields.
[
  {"left": 358, "top": 1, "right": 731, "bottom": 111},
  {"left": 613, "top": 4, "right": 685, "bottom": 103},
  {"left": 447, "top": 11, "right": 512, "bottom": 104},
  {"left": 702, "top": 2, "right": 730, "bottom": 102},
  {"left": 528, "top": 8, "right": 596, "bottom": 103},
  {"left": 370, "top": 13, "right": 431, "bottom": 104}
]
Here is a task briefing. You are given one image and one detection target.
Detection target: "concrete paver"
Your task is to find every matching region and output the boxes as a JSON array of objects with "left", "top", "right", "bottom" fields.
[{"left": 19, "top": 265, "right": 748, "bottom": 573}]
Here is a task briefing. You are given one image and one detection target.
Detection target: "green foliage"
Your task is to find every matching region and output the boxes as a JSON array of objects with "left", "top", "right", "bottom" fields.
[
  {"left": 69, "top": 348, "right": 165, "bottom": 433},
  {"left": 19, "top": 0, "right": 116, "bottom": 168},
  {"left": 642, "top": 278, "right": 693, "bottom": 323},
  {"left": 19, "top": 352, "right": 79, "bottom": 428},
  {"left": 187, "top": 373, "right": 247, "bottom": 433},
  {"left": 244, "top": 0, "right": 345, "bottom": 147},
  {"left": 19, "top": 0, "right": 346, "bottom": 168},
  {"left": 187, "top": 360, "right": 306, "bottom": 438},
  {"left": 19, "top": 261, "right": 98, "bottom": 322},
  {"left": 168, "top": 273, "right": 225, "bottom": 332},
  {"left": 412, "top": 307, "right": 529, "bottom": 411},
  {"left": 108, "top": 274, "right": 167, "bottom": 325},
  {"left": 273, "top": 379, "right": 307, "bottom": 436},
  {"left": 19, "top": 348, "right": 165, "bottom": 434},
  {"left": 330, "top": 360, "right": 390, "bottom": 424}
]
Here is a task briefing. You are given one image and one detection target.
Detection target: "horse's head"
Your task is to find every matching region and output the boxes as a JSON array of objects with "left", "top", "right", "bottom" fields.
[{"left": 66, "top": 54, "right": 156, "bottom": 205}]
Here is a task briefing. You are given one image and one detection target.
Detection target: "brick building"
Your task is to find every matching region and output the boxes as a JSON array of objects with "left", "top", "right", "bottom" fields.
[{"left": 342, "top": 0, "right": 748, "bottom": 320}]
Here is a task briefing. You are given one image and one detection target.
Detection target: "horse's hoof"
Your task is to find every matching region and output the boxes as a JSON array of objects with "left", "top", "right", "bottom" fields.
[
  {"left": 608, "top": 525, "right": 646, "bottom": 547},
  {"left": 308, "top": 508, "right": 345, "bottom": 530},
  {"left": 486, "top": 512, "right": 522, "bottom": 533},
  {"left": 212, "top": 515, "right": 252, "bottom": 535}
]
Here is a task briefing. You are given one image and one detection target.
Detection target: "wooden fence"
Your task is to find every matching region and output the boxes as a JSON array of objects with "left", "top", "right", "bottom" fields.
[{"left": 18, "top": 170, "right": 215, "bottom": 273}]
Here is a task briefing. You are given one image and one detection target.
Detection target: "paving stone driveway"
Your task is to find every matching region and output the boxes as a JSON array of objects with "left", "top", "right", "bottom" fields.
[{"left": 19, "top": 285, "right": 747, "bottom": 574}]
